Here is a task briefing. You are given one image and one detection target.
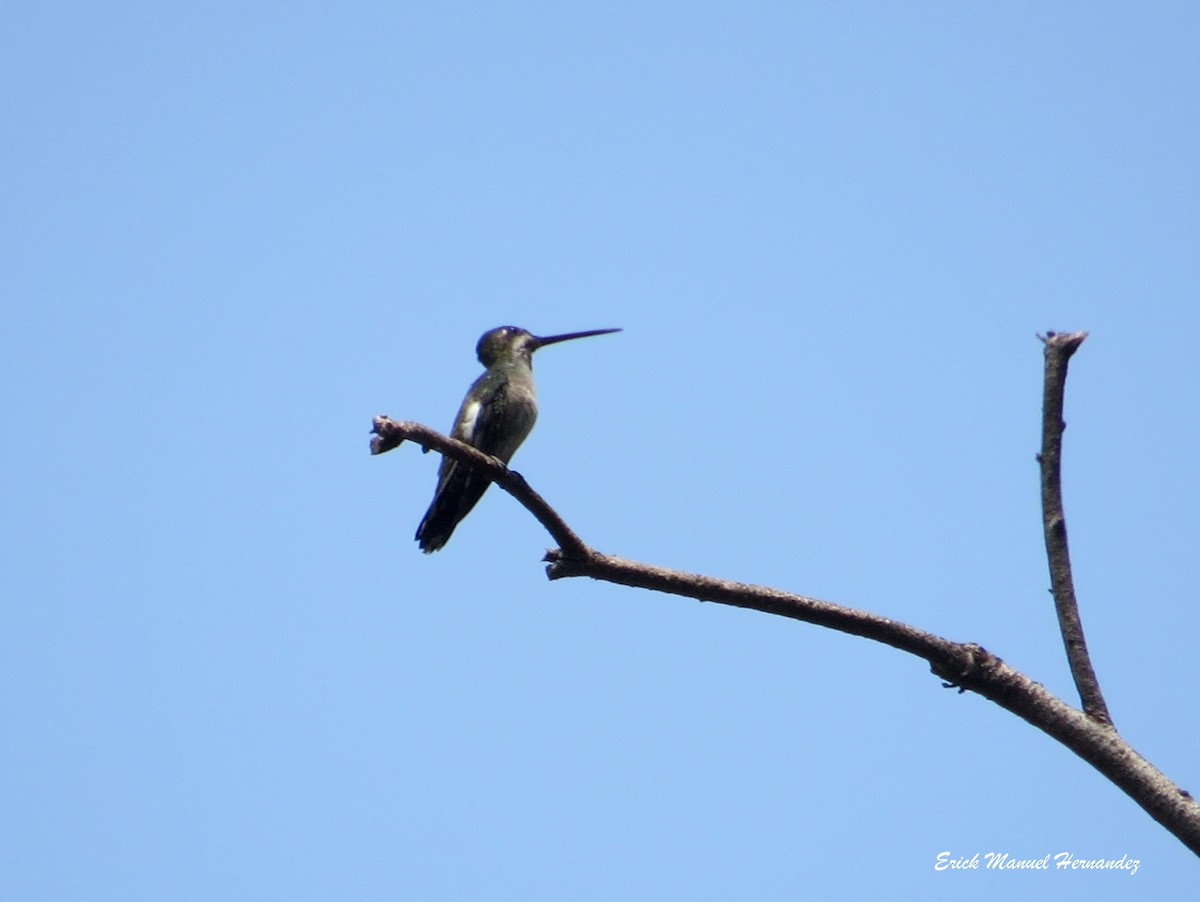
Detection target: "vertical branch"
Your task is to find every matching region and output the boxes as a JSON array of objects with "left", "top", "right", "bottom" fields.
[{"left": 1038, "top": 331, "right": 1112, "bottom": 726}]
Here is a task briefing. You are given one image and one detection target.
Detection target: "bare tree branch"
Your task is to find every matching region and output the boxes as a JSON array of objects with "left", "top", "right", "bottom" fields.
[
  {"left": 369, "top": 340, "right": 1200, "bottom": 854},
  {"left": 1037, "top": 331, "right": 1112, "bottom": 726},
  {"left": 543, "top": 549, "right": 1199, "bottom": 855}
]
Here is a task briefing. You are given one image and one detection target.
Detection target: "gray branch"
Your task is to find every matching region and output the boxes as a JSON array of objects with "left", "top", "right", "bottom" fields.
[
  {"left": 370, "top": 338, "right": 1200, "bottom": 854},
  {"left": 1037, "top": 331, "right": 1112, "bottom": 725}
]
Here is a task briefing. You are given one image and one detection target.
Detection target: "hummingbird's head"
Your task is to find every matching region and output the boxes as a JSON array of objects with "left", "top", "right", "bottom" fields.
[{"left": 476, "top": 326, "right": 536, "bottom": 367}]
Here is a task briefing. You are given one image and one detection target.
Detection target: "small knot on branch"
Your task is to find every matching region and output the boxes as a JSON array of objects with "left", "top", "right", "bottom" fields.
[
  {"left": 933, "top": 643, "right": 997, "bottom": 694},
  {"left": 543, "top": 547, "right": 595, "bottom": 580}
]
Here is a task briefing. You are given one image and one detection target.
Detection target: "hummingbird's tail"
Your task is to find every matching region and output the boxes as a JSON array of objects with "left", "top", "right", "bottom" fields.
[{"left": 415, "top": 467, "right": 493, "bottom": 553}]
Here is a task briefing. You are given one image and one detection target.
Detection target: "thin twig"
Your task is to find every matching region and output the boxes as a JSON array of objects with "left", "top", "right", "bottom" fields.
[{"left": 1037, "top": 331, "right": 1112, "bottom": 726}]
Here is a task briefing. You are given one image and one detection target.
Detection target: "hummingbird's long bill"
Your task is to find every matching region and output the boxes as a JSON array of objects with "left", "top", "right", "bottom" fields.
[{"left": 532, "top": 327, "right": 622, "bottom": 348}]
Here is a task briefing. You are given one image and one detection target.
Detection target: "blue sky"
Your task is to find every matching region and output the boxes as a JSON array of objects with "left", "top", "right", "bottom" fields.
[{"left": 4, "top": 2, "right": 1198, "bottom": 899}]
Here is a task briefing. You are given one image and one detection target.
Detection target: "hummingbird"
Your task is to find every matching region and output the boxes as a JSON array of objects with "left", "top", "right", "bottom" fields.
[{"left": 415, "top": 325, "right": 622, "bottom": 552}]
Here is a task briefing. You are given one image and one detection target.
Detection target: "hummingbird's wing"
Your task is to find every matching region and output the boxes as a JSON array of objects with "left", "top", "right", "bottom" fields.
[{"left": 415, "top": 376, "right": 533, "bottom": 552}]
